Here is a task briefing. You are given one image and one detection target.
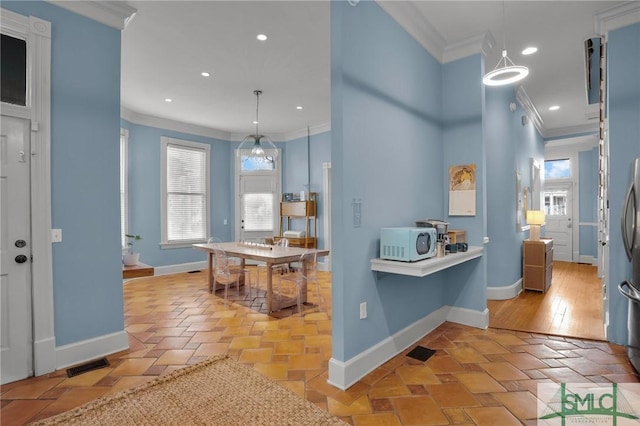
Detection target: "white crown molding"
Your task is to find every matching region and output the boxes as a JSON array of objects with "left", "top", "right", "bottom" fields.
[
  {"left": 375, "top": 0, "right": 446, "bottom": 62},
  {"left": 443, "top": 31, "right": 495, "bottom": 64},
  {"left": 543, "top": 123, "right": 600, "bottom": 140},
  {"left": 544, "top": 134, "right": 598, "bottom": 151},
  {"left": 515, "top": 86, "right": 544, "bottom": 136},
  {"left": 229, "top": 131, "right": 287, "bottom": 143},
  {"left": 283, "top": 123, "right": 332, "bottom": 142},
  {"left": 45, "top": 1, "right": 137, "bottom": 30},
  {"left": 121, "top": 107, "right": 231, "bottom": 141},
  {"left": 595, "top": 1, "right": 640, "bottom": 35},
  {"left": 121, "top": 107, "right": 330, "bottom": 143}
]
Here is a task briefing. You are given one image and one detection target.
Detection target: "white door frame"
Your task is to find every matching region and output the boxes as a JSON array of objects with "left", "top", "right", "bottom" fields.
[
  {"left": 322, "top": 162, "right": 331, "bottom": 271},
  {"left": 1, "top": 8, "right": 55, "bottom": 376},
  {"left": 234, "top": 150, "right": 281, "bottom": 242}
]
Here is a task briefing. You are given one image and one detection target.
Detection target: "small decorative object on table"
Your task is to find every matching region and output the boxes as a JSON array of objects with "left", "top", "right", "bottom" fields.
[{"left": 123, "top": 234, "right": 143, "bottom": 266}]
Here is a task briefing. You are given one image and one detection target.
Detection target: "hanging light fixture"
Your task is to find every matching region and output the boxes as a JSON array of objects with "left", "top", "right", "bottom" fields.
[
  {"left": 236, "top": 90, "right": 278, "bottom": 159},
  {"left": 483, "top": 2, "right": 529, "bottom": 86}
]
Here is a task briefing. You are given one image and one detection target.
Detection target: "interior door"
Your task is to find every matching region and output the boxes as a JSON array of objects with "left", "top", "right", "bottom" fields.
[
  {"left": 1, "top": 115, "right": 32, "bottom": 384},
  {"left": 544, "top": 183, "right": 573, "bottom": 262}
]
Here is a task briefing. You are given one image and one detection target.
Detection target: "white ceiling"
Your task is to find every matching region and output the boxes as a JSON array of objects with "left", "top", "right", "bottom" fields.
[{"left": 119, "top": 1, "right": 628, "bottom": 140}]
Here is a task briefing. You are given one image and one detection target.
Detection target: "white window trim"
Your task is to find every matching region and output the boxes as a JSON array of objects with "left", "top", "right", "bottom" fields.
[
  {"left": 120, "top": 128, "right": 129, "bottom": 252},
  {"left": 160, "top": 136, "right": 210, "bottom": 248}
]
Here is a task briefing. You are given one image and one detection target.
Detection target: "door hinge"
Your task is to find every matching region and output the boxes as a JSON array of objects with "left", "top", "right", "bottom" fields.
[{"left": 30, "top": 254, "right": 33, "bottom": 262}]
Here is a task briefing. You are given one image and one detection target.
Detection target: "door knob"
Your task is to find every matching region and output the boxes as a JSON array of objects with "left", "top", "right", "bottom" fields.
[
  {"left": 15, "top": 254, "right": 28, "bottom": 264},
  {"left": 15, "top": 240, "right": 27, "bottom": 248}
]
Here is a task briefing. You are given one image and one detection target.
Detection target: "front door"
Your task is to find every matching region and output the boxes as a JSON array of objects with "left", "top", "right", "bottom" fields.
[
  {"left": 1, "top": 115, "right": 32, "bottom": 384},
  {"left": 544, "top": 183, "right": 573, "bottom": 262}
]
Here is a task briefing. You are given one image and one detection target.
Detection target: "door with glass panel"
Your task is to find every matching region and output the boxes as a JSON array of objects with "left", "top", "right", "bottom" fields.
[
  {"left": 235, "top": 152, "right": 280, "bottom": 243},
  {"left": 544, "top": 183, "right": 573, "bottom": 261}
]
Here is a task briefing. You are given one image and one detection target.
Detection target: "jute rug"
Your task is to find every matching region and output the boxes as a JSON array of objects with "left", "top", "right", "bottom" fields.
[{"left": 31, "top": 355, "right": 347, "bottom": 425}]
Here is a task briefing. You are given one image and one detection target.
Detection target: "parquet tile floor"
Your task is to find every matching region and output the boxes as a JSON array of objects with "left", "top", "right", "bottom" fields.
[{"left": 2, "top": 268, "right": 639, "bottom": 425}]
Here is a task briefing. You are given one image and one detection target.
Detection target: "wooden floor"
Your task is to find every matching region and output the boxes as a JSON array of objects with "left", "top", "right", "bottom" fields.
[{"left": 489, "top": 261, "right": 605, "bottom": 341}]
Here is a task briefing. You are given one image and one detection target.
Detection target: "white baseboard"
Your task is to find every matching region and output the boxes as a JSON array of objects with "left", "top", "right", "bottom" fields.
[
  {"left": 55, "top": 330, "right": 129, "bottom": 370},
  {"left": 327, "top": 305, "right": 488, "bottom": 390},
  {"left": 578, "top": 255, "right": 597, "bottom": 265},
  {"left": 487, "top": 279, "right": 522, "bottom": 300},
  {"left": 446, "top": 306, "right": 489, "bottom": 329},
  {"left": 33, "top": 337, "right": 56, "bottom": 376},
  {"left": 153, "top": 260, "right": 208, "bottom": 276}
]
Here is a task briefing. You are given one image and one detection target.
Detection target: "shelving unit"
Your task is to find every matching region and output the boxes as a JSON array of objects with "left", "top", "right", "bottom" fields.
[
  {"left": 275, "top": 195, "right": 317, "bottom": 248},
  {"left": 370, "top": 246, "right": 483, "bottom": 277}
]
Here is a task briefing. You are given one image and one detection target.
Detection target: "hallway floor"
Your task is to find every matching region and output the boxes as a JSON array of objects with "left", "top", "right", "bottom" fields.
[
  {"left": 1, "top": 269, "right": 638, "bottom": 425},
  {"left": 489, "top": 261, "right": 605, "bottom": 340}
]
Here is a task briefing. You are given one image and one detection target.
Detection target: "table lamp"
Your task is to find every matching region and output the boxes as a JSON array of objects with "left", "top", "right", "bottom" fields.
[{"left": 526, "top": 210, "right": 545, "bottom": 241}]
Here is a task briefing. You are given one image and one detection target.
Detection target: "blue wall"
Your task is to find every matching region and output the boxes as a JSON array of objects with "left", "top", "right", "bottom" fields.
[
  {"left": 485, "top": 87, "right": 544, "bottom": 289},
  {"left": 121, "top": 120, "right": 234, "bottom": 266},
  {"left": 606, "top": 22, "right": 640, "bottom": 345},
  {"left": 121, "top": 121, "right": 332, "bottom": 267},
  {"left": 283, "top": 131, "right": 331, "bottom": 249},
  {"left": 332, "top": 0, "right": 473, "bottom": 362},
  {"left": 3, "top": 1, "right": 124, "bottom": 346},
  {"left": 442, "top": 54, "right": 487, "bottom": 309}
]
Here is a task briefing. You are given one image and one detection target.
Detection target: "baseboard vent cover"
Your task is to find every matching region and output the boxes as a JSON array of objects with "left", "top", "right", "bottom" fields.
[
  {"left": 66, "top": 358, "right": 110, "bottom": 377},
  {"left": 406, "top": 345, "right": 436, "bottom": 362}
]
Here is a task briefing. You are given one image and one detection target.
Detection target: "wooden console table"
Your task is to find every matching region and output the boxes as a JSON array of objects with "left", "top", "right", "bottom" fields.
[{"left": 123, "top": 262, "right": 154, "bottom": 279}]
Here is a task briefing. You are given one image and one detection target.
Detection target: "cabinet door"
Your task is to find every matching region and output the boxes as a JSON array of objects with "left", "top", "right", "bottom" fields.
[{"left": 281, "top": 201, "right": 307, "bottom": 216}]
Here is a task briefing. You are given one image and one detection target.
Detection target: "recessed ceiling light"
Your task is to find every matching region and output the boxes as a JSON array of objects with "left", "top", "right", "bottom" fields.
[
  {"left": 549, "top": 105, "right": 560, "bottom": 111},
  {"left": 253, "top": 120, "right": 259, "bottom": 125},
  {"left": 201, "top": 72, "right": 210, "bottom": 77},
  {"left": 522, "top": 47, "right": 538, "bottom": 55},
  {"left": 296, "top": 106, "right": 303, "bottom": 110},
  {"left": 256, "top": 34, "right": 267, "bottom": 41},
  {"left": 164, "top": 98, "right": 172, "bottom": 103}
]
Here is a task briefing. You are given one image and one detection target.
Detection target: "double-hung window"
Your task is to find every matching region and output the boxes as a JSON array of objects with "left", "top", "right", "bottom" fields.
[{"left": 161, "top": 137, "right": 210, "bottom": 247}]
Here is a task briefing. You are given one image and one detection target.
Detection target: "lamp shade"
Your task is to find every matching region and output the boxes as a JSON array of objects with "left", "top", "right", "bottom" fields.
[{"left": 526, "top": 210, "right": 545, "bottom": 225}]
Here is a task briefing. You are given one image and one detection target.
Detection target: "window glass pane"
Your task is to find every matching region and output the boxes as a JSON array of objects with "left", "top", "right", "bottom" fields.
[
  {"left": 168, "top": 194, "right": 205, "bottom": 240},
  {"left": 1, "top": 34, "right": 27, "bottom": 106},
  {"left": 544, "top": 159, "right": 571, "bottom": 179},
  {"left": 544, "top": 190, "right": 568, "bottom": 216},
  {"left": 167, "top": 145, "right": 205, "bottom": 193},
  {"left": 243, "top": 193, "right": 273, "bottom": 231},
  {"left": 241, "top": 154, "right": 275, "bottom": 171}
]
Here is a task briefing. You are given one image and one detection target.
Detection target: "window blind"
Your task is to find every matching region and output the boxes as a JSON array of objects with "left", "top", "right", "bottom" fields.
[
  {"left": 166, "top": 144, "right": 206, "bottom": 241},
  {"left": 243, "top": 193, "right": 274, "bottom": 231}
]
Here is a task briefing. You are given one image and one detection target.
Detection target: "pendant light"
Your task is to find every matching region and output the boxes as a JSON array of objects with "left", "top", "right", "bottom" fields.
[
  {"left": 483, "top": 2, "right": 529, "bottom": 86},
  {"left": 236, "top": 90, "right": 278, "bottom": 159}
]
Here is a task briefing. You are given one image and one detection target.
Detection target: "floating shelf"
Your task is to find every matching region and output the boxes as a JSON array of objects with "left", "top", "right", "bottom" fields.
[{"left": 370, "top": 246, "right": 483, "bottom": 277}]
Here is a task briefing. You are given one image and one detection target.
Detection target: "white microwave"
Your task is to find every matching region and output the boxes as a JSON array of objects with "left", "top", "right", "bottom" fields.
[{"left": 380, "top": 227, "right": 437, "bottom": 262}]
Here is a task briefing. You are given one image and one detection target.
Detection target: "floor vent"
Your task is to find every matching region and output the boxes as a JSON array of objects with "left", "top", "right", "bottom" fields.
[
  {"left": 406, "top": 345, "right": 436, "bottom": 362},
  {"left": 188, "top": 270, "right": 201, "bottom": 274},
  {"left": 66, "top": 358, "right": 110, "bottom": 378}
]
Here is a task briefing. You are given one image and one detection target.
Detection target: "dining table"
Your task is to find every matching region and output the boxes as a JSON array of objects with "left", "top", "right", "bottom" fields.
[{"left": 192, "top": 242, "right": 329, "bottom": 313}]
